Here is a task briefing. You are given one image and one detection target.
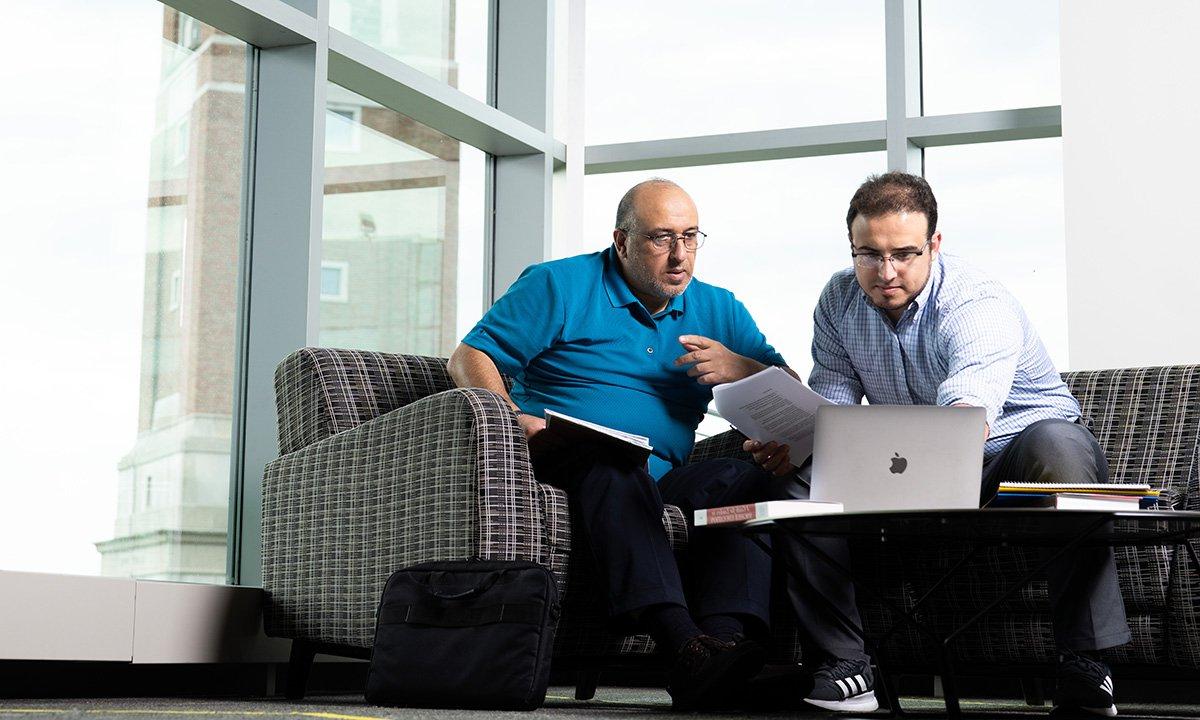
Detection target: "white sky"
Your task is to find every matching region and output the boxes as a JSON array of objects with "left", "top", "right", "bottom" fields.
[
  {"left": 0, "top": 0, "right": 162, "bottom": 576},
  {"left": 0, "top": 0, "right": 1062, "bottom": 576}
]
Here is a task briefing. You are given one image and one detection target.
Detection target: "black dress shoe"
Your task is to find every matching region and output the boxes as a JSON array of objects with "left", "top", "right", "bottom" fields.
[{"left": 667, "top": 635, "right": 767, "bottom": 711}]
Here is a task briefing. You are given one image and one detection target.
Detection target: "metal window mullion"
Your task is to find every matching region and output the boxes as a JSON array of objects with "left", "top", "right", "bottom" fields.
[
  {"left": 907, "top": 106, "right": 1062, "bottom": 148},
  {"left": 226, "top": 1, "right": 328, "bottom": 587},
  {"left": 327, "top": 29, "right": 551, "bottom": 156},
  {"left": 584, "top": 121, "right": 887, "bottom": 174},
  {"left": 885, "top": 0, "right": 922, "bottom": 173},
  {"left": 550, "top": 0, "right": 588, "bottom": 259},
  {"left": 490, "top": 0, "right": 555, "bottom": 302},
  {"left": 161, "top": 0, "right": 318, "bottom": 48}
]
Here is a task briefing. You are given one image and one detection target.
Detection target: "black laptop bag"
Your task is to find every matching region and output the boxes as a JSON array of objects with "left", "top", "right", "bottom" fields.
[{"left": 365, "top": 559, "right": 560, "bottom": 710}]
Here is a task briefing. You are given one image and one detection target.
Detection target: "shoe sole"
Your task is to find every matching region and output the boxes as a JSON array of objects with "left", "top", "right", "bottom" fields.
[
  {"left": 805, "top": 692, "right": 881, "bottom": 713},
  {"left": 1049, "top": 702, "right": 1119, "bottom": 718}
]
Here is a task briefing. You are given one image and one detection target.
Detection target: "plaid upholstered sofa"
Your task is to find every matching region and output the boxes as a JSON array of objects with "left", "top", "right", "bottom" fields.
[{"left": 262, "top": 347, "right": 1200, "bottom": 699}]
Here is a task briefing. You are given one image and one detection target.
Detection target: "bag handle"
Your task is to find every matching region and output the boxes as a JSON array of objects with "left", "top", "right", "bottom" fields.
[
  {"left": 379, "top": 602, "right": 544, "bottom": 627},
  {"left": 419, "top": 570, "right": 504, "bottom": 600}
]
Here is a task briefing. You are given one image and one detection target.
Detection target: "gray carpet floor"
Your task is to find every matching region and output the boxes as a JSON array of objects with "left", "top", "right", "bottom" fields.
[{"left": 2, "top": 687, "right": 1200, "bottom": 720}]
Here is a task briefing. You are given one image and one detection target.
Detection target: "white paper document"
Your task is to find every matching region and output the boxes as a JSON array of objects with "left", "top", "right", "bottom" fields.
[{"left": 711, "top": 366, "right": 833, "bottom": 461}]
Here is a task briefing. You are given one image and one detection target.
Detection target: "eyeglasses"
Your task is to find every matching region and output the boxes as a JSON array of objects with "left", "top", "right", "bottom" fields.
[
  {"left": 626, "top": 229, "right": 707, "bottom": 253},
  {"left": 851, "top": 240, "right": 931, "bottom": 270}
]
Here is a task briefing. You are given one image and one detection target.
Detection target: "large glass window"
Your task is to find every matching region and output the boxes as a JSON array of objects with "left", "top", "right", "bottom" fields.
[
  {"left": 330, "top": 0, "right": 489, "bottom": 104},
  {"left": 582, "top": 153, "right": 886, "bottom": 435},
  {"left": 0, "top": 4, "right": 245, "bottom": 582},
  {"left": 585, "top": 0, "right": 885, "bottom": 145},
  {"left": 924, "top": 138, "right": 1069, "bottom": 369},
  {"left": 321, "top": 83, "right": 486, "bottom": 355},
  {"left": 921, "top": 0, "right": 1060, "bottom": 116}
]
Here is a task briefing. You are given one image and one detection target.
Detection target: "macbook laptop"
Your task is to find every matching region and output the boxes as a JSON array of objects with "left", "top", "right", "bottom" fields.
[{"left": 810, "top": 405, "right": 987, "bottom": 512}]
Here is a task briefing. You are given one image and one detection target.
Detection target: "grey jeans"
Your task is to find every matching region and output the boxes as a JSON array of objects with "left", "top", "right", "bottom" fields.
[{"left": 772, "top": 417, "right": 1132, "bottom": 663}]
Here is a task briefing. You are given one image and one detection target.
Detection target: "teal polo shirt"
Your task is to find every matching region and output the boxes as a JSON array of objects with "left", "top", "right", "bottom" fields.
[{"left": 462, "top": 246, "right": 786, "bottom": 479}]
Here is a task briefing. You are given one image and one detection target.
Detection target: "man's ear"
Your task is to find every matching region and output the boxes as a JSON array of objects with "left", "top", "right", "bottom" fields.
[
  {"left": 613, "top": 229, "right": 628, "bottom": 257},
  {"left": 929, "top": 230, "right": 943, "bottom": 257}
]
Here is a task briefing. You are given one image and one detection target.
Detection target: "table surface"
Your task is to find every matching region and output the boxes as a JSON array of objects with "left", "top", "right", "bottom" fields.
[{"left": 756, "top": 508, "right": 1200, "bottom": 547}]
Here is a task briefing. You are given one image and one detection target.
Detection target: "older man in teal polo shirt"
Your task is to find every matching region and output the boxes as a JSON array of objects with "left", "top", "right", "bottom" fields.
[{"left": 448, "top": 179, "right": 791, "bottom": 710}]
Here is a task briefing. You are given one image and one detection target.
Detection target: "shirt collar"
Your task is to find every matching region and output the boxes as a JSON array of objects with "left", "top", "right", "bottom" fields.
[
  {"left": 602, "top": 245, "right": 687, "bottom": 318},
  {"left": 908, "top": 252, "right": 942, "bottom": 315}
]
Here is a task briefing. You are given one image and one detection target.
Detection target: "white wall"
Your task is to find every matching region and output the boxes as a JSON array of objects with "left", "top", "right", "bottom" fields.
[
  {"left": 1061, "top": 0, "right": 1200, "bottom": 369},
  {"left": 0, "top": 570, "right": 290, "bottom": 662}
]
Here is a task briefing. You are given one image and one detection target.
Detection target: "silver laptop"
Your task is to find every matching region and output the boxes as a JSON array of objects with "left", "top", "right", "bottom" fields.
[{"left": 810, "top": 405, "right": 987, "bottom": 512}]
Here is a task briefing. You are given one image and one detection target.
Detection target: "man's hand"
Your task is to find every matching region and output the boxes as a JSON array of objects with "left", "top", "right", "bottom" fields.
[
  {"left": 517, "top": 411, "right": 571, "bottom": 458},
  {"left": 675, "top": 335, "right": 766, "bottom": 385},
  {"left": 516, "top": 412, "right": 547, "bottom": 441},
  {"left": 743, "top": 439, "right": 794, "bottom": 476}
]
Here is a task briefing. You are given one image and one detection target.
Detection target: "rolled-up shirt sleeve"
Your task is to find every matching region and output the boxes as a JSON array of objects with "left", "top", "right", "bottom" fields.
[
  {"left": 808, "top": 281, "right": 864, "bottom": 406},
  {"left": 461, "top": 264, "right": 563, "bottom": 376},
  {"left": 935, "top": 295, "right": 1023, "bottom": 428}
]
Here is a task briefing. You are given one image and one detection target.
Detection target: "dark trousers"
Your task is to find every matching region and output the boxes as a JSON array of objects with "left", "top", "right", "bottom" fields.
[
  {"left": 535, "top": 449, "right": 773, "bottom": 634},
  {"left": 773, "top": 418, "right": 1132, "bottom": 662}
]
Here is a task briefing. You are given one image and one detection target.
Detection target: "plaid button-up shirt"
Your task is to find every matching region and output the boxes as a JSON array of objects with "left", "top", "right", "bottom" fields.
[{"left": 809, "top": 253, "right": 1080, "bottom": 458}]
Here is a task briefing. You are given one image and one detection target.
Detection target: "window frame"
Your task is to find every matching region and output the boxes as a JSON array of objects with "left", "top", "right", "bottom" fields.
[{"left": 147, "top": 0, "right": 1059, "bottom": 587}]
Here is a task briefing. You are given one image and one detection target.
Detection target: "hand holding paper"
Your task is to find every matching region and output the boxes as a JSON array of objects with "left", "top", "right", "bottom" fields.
[{"left": 713, "top": 366, "right": 833, "bottom": 464}]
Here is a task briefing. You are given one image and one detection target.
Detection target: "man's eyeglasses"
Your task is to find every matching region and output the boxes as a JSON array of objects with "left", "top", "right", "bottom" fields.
[
  {"left": 851, "top": 240, "right": 931, "bottom": 270},
  {"left": 626, "top": 230, "right": 707, "bottom": 253}
]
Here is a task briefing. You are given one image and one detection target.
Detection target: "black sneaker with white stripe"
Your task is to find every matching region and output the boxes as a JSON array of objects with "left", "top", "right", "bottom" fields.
[
  {"left": 805, "top": 657, "right": 879, "bottom": 713},
  {"left": 1053, "top": 650, "right": 1117, "bottom": 717}
]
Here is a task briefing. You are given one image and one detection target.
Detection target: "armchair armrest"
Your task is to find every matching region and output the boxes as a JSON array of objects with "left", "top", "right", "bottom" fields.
[{"left": 262, "top": 386, "right": 543, "bottom": 647}]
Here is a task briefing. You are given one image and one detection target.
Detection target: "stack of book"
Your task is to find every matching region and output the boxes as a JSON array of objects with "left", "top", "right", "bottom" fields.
[{"left": 989, "top": 482, "right": 1159, "bottom": 510}]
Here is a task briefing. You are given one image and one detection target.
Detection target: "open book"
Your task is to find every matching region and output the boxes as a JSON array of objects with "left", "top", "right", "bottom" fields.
[
  {"left": 541, "top": 409, "right": 652, "bottom": 466},
  {"left": 712, "top": 366, "right": 833, "bottom": 462}
]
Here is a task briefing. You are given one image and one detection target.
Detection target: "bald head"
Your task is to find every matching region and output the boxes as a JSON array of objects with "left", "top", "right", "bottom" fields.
[{"left": 615, "top": 178, "right": 689, "bottom": 233}]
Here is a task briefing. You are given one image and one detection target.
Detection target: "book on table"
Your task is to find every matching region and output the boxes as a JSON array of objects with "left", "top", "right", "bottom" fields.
[
  {"left": 695, "top": 499, "right": 844, "bottom": 527},
  {"left": 989, "top": 492, "right": 1155, "bottom": 511},
  {"left": 990, "top": 482, "right": 1159, "bottom": 510},
  {"left": 540, "top": 409, "right": 652, "bottom": 466}
]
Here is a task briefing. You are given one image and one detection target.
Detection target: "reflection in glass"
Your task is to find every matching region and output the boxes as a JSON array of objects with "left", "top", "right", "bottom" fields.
[
  {"left": 329, "top": 0, "right": 489, "bottom": 104},
  {"left": 922, "top": 0, "right": 1060, "bottom": 116},
  {"left": 94, "top": 11, "right": 246, "bottom": 584},
  {"left": 586, "top": 0, "right": 884, "bottom": 144},
  {"left": 320, "top": 84, "right": 485, "bottom": 356},
  {"left": 924, "top": 138, "right": 1068, "bottom": 369},
  {"left": 0, "top": 5, "right": 243, "bottom": 581},
  {"left": 582, "top": 153, "right": 887, "bottom": 436}
]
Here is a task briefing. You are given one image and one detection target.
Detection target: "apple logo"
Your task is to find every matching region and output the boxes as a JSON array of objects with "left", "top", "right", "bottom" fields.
[{"left": 889, "top": 452, "right": 908, "bottom": 474}]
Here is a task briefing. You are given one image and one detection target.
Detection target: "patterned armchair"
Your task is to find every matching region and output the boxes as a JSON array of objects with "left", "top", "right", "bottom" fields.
[
  {"left": 261, "top": 347, "right": 749, "bottom": 699},
  {"left": 262, "top": 348, "right": 1200, "bottom": 700}
]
